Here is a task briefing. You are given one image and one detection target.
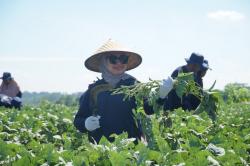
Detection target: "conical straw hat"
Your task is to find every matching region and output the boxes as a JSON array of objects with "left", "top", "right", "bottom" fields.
[{"left": 84, "top": 39, "right": 142, "bottom": 72}]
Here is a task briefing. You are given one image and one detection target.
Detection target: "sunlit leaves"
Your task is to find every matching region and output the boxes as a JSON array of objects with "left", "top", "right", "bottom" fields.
[{"left": 0, "top": 98, "right": 250, "bottom": 165}]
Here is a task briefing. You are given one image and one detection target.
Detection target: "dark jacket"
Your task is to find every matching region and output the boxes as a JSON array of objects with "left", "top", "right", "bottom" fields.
[
  {"left": 74, "top": 77, "right": 153, "bottom": 143},
  {"left": 195, "top": 71, "right": 204, "bottom": 88},
  {"left": 163, "top": 65, "right": 201, "bottom": 111}
]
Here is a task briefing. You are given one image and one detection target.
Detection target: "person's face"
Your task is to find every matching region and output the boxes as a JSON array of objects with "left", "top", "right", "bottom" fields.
[
  {"left": 106, "top": 54, "right": 128, "bottom": 75},
  {"left": 188, "top": 63, "right": 200, "bottom": 73},
  {"left": 3, "top": 79, "right": 11, "bottom": 84}
]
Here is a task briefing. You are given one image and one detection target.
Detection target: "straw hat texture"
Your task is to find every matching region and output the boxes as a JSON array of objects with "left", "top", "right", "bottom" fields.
[{"left": 84, "top": 39, "right": 142, "bottom": 72}]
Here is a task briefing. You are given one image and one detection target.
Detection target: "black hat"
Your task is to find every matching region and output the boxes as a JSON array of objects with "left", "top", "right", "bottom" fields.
[
  {"left": 185, "top": 53, "right": 204, "bottom": 67},
  {"left": 201, "top": 59, "right": 212, "bottom": 71},
  {"left": 0, "top": 72, "right": 13, "bottom": 80}
]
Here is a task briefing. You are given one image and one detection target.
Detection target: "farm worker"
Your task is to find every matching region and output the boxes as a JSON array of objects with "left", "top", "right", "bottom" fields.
[
  {"left": 196, "top": 59, "right": 211, "bottom": 88},
  {"left": 0, "top": 72, "right": 22, "bottom": 109},
  {"left": 159, "top": 53, "right": 206, "bottom": 111},
  {"left": 74, "top": 39, "right": 162, "bottom": 143}
]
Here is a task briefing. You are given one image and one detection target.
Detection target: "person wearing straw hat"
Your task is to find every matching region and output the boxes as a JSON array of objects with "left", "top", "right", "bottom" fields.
[
  {"left": 160, "top": 53, "right": 206, "bottom": 111},
  {"left": 0, "top": 72, "right": 22, "bottom": 109},
  {"left": 74, "top": 39, "right": 162, "bottom": 143}
]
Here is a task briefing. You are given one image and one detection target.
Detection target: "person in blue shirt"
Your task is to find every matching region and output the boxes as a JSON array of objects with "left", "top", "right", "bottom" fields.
[{"left": 74, "top": 39, "right": 173, "bottom": 143}]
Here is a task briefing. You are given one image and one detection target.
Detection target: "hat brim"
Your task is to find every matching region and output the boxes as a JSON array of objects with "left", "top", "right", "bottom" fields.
[
  {"left": 85, "top": 51, "right": 142, "bottom": 72},
  {"left": 185, "top": 58, "right": 190, "bottom": 64},
  {"left": 0, "top": 77, "right": 12, "bottom": 80},
  {"left": 201, "top": 63, "right": 212, "bottom": 70},
  {"left": 202, "top": 66, "right": 212, "bottom": 71}
]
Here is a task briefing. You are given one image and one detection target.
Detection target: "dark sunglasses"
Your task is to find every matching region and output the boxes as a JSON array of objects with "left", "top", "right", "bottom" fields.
[{"left": 107, "top": 55, "right": 129, "bottom": 64}]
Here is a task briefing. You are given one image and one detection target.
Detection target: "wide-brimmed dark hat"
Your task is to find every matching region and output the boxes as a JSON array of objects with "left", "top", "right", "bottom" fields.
[
  {"left": 84, "top": 39, "right": 142, "bottom": 72},
  {"left": 201, "top": 59, "right": 212, "bottom": 71},
  {"left": 0, "top": 72, "right": 13, "bottom": 80},
  {"left": 185, "top": 53, "right": 204, "bottom": 67}
]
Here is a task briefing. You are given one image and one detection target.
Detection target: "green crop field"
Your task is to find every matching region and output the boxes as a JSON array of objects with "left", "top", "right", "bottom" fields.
[{"left": 0, "top": 84, "right": 250, "bottom": 166}]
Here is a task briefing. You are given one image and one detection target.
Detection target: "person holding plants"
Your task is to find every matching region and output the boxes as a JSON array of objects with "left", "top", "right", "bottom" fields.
[
  {"left": 0, "top": 72, "right": 22, "bottom": 109},
  {"left": 160, "top": 53, "right": 206, "bottom": 111},
  {"left": 74, "top": 39, "right": 174, "bottom": 143}
]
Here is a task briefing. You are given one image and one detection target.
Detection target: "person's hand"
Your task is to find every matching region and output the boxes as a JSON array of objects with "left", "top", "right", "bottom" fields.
[
  {"left": 159, "top": 76, "right": 174, "bottom": 99},
  {"left": 13, "top": 97, "right": 22, "bottom": 102},
  {"left": 85, "top": 115, "right": 101, "bottom": 131},
  {"left": 1, "top": 95, "right": 12, "bottom": 104}
]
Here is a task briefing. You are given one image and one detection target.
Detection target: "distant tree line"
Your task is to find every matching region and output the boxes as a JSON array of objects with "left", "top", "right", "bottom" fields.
[
  {"left": 22, "top": 91, "right": 82, "bottom": 106},
  {"left": 222, "top": 83, "right": 250, "bottom": 104},
  {"left": 21, "top": 83, "right": 249, "bottom": 107}
]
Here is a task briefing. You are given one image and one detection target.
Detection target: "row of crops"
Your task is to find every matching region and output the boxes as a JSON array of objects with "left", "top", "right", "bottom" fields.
[
  {"left": 1, "top": 103, "right": 249, "bottom": 165},
  {"left": 0, "top": 84, "right": 250, "bottom": 165}
]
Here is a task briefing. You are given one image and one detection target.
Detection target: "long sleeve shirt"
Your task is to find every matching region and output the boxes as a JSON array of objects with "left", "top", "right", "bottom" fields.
[{"left": 74, "top": 77, "right": 153, "bottom": 143}]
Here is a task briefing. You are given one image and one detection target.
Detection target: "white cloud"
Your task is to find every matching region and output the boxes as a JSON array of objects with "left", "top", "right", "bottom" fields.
[{"left": 207, "top": 10, "right": 245, "bottom": 21}]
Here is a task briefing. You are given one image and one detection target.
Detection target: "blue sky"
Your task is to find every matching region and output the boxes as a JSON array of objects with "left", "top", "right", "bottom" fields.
[{"left": 0, "top": 0, "right": 249, "bottom": 92}]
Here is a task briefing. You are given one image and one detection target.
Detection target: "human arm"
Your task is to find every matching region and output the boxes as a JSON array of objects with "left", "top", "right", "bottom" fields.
[
  {"left": 16, "top": 91, "right": 22, "bottom": 98},
  {"left": 74, "top": 90, "right": 93, "bottom": 132}
]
